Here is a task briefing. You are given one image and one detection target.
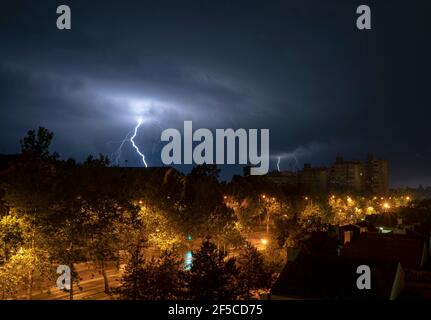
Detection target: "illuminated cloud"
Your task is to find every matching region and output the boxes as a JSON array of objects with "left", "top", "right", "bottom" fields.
[{"left": 0, "top": 0, "right": 429, "bottom": 184}]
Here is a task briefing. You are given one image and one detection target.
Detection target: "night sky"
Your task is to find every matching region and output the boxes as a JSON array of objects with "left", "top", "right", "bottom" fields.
[{"left": 0, "top": 0, "right": 430, "bottom": 186}]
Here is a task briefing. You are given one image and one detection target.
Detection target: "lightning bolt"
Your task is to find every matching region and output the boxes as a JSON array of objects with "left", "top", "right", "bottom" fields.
[
  {"left": 108, "top": 130, "right": 134, "bottom": 166},
  {"left": 130, "top": 118, "right": 148, "bottom": 167},
  {"left": 108, "top": 119, "right": 148, "bottom": 167},
  {"left": 274, "top": 154, "right": 300, "bottom": 172}
]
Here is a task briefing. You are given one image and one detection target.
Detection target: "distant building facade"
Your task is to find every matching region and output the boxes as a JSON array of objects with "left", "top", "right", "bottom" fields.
[
  {"left": 329, "top": 156, "right": 363, "bottom": 192},
  {"left": 299, "top": 164, "right": 328, "bottom": 192},
  {"left": 266, "top": 154, "right": 388, "bottom": 194},
  {"left": 265, "top": 170, "right": 297, "bottom": 187},
  {"left": 363, "top": 153, "right": 389, "bottom": 194}
]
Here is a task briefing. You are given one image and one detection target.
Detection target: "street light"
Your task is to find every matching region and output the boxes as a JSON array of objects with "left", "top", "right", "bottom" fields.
[{"left": 382, "top": 203, "right": 390, "bottom": 211}]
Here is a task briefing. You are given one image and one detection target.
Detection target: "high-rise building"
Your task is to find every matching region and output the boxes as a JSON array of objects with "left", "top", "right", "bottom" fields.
[
  {"left": 363, "top": 153, "right": 389, "bottom": 194},
  {"left": 266, "top": 170, "right": 298, "bottom": 187},
  {"left": 328, "top": 156, "right": 363, "bottom": 192},
  {"left": 299, "top": 164, "right": 328, "bottom": 192}
]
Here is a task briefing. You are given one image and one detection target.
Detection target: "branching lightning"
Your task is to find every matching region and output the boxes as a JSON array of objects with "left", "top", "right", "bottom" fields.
[
  {"left": 130, "top": 118, "right": 148, "bottom": 167},
  {"left": 275, "top": 154, "right": 300, "bottom": 172},
  {"left": 109, "top": 118, "right": 148, "bottom": 167},
  {"left": 291, "top": 155, "right": 300, "bottom": 171},
  {"left": 109, "top": 130, "right": 134, "bottom": 165}
]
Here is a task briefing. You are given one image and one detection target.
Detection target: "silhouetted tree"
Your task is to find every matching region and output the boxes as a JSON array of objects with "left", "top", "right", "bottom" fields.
[
  {"left": 237, "top": 243, "right": 273, "bottom": 299},
  {"left": 188, "top": 239, "right": 242, "bottom": 300},
  {"left": 180, "top": 165, "right": 238, "bottom": 249},
  {"left": 20, "top": 127, "right": 58, "bottom": 160},
  {"left": 2, "top": 127, "right": 60, "bottom": 298},
  {"left": 116, "top": 251, "right": 185, "bottom": 300}
]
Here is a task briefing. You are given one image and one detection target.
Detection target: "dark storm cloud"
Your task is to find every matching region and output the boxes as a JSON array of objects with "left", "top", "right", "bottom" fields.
[{"left": 0, "top": 0, "right": 430, "bottom": 185}]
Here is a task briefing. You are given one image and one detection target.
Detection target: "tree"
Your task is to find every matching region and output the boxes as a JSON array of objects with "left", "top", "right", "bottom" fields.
[
  {"left": 116, "top": 251, "right": 185, "bottom": 300},
  {"left": 1, "top": 127, "right": 60, "bottom": 299},
  {"left": 179, "top": 165, "right": 237, "bottom": 250},
  {"left": 56, "top": 154, "right": 138, "bottom": 295},
  {"left": 237, "top": 243, "right": 273, "bottom": 299},
  {"left": 79, "top": 154, "right": 124, "bottom": 294},
  {"left": 0, "top": 248, "right": 53, "bottom": 299},
  {"left": 187, "top": 239, "right": 242, "bottom": 300},
  {"left": 0, "top": 213, "right": 28, "bottom": 264},
  {"left": 137, "top": 203, "right": 182, "bottom": 251},
  {"left": 20, "top": 127, "right": 58, "bottom": 160}
]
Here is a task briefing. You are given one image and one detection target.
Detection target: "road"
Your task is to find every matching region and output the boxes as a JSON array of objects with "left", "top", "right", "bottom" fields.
[
  {"left": 30, "top": 263, "right": 121, "bottom": 300},
  {"left": 28, "top": 232, "right": 269, "bottom": 300}
]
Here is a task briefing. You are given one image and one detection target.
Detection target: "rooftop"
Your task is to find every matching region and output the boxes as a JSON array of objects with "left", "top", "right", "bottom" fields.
[
  {"left": 344, "top": 233, "right": 426, "bottom": 269},
  {"left": 271, "top": 252, "right": 399, "bottom": 300}
]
